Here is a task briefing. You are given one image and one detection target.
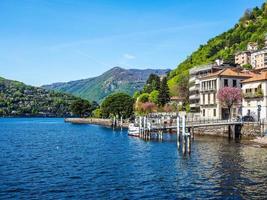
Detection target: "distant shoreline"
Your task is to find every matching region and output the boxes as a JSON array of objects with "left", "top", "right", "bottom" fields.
[{"left": 64, "top": 117, "right": 129, "bottom": 128}]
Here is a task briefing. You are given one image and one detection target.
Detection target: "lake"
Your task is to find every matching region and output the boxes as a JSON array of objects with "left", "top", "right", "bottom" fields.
[{"left": 0, "top": 118, "right": 267, "bottom": 199}]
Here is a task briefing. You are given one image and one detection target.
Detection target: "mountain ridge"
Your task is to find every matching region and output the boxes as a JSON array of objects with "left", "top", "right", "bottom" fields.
[
  {"left": 0, "top": 76, "right": 81, "bottom": 117},
  {"left": 43, "top": 67, "right": 170, "bottom": 103}
]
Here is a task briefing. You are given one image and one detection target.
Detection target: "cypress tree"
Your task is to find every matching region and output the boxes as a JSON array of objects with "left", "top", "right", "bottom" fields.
[{"left": 158, "top": 77, "right": 170, "bottom": 106}]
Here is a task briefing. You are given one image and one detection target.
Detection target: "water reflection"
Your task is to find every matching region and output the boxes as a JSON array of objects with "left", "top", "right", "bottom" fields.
[{"left": 0, "top": 119, "right": 267, "bottom": 199}]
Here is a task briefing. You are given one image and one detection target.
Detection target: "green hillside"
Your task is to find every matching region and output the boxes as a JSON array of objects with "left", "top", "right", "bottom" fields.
[
  {"left": 168, "top": 2, "right": 267, "bottom": 96},
  {"left": 43, "top": 67, "right": 170, "bottom": 103},
  {"left": 0, "top": 77, "right": 81, "bottom": 117}
]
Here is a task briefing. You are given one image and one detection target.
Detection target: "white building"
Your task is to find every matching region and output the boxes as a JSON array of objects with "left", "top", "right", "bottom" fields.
[
  {"left": 251, "top": 48, "right": 267, "bottom": 70},
  {"left": 199, "top": 68, "right": 253, "bottom": 119},
  {"left": 189, "top": 63, "right": 232, "bottom": 115},
  {"left": 242, "top": 71, "right": 267, "bottom": 120}
]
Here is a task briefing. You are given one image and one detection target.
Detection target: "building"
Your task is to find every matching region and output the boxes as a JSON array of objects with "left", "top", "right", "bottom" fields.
[
  {"left": 251, "top": 48, "right": 267, "bottom": 70},
  {"left": 189, "top": 64, "right": 216, "bottom": 114},
  {"left": 235, "top": 51, "right": 252, "bottom": 67},
  {"left": 241, "top": 71, "right": 267, "bottom": 120},
  {"left": 189, "top": 63, "right": 233, "bottom": 115},
  {"left": 234, "top": 42, "right": 258, "bottom": 67},
  {"left": 170, "top": 96, "right": 184, "bottom": 107},
  {"left": 199, "top": 68, "right": 253, "bottom": 119}
]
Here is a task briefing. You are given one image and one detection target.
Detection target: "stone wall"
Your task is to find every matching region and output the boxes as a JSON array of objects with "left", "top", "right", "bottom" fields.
[
  {"left": 64, "top": 118, "right": 129, "bottom": 128},
  {"left": 241, "top": 123, "right": 262, "bottom": 138},
  {"left": 192, "top": 122, "right": 263, "bottom": 139}
]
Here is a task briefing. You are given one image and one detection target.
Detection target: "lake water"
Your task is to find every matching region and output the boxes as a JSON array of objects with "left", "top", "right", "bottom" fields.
[{"left": 0, "top": 118, "right": 267, "bottom": 199}]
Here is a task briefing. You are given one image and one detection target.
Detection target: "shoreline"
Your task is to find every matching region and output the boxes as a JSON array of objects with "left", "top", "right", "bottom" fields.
[
  {"left": 64, "top": 117, "right": 267, "bottom": 148},
  {"left": 64, "top": 117, "right": 129, "bottom": 128}
]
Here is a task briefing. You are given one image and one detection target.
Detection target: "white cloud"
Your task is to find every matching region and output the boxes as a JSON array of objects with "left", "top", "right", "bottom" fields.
[{"left": 123, "top": 53, "right": 136, "bottom": 60}]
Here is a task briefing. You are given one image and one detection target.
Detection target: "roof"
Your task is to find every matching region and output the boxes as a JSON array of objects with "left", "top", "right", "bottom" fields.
[
  {"left": 242, "top": 71, "right": 267, "bottom": 83},
  {"left": 200, "top": 68, "right": 254, "bottom": 80}
]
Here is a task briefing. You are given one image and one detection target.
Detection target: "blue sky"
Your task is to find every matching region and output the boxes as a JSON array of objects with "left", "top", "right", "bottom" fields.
[{"left": 0, "top": 0, "right": 264, "bottom": 86}]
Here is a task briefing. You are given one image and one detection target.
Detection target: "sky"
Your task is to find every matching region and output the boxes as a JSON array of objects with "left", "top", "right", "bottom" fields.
[{"left": 0, "top": 0, "right": 264, "bottom": 86}]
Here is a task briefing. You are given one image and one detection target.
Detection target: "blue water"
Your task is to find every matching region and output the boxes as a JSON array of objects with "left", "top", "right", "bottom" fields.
[{"left": 0, "top": 118, "right": 267, "bottom": 199}]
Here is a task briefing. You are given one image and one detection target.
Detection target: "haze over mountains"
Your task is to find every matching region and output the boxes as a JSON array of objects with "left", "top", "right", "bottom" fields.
[{"left": 43, "top": 67, "right": 170, "bottom": 103}]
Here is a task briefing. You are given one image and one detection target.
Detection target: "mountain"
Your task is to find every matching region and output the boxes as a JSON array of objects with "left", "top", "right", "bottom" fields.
[
  {"left": 168, "top": 2, "right": 267, "bottom": 96},
  {"left": 0, "top": 76, "right": 81, "bottom": 117},
  {"left": 43, "top": 67, "right": 170, "bottom": 103}
]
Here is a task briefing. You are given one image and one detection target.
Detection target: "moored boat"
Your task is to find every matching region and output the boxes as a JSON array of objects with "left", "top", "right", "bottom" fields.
[{"left": 128, "top": 123, "right": 140, "bottom": 137}]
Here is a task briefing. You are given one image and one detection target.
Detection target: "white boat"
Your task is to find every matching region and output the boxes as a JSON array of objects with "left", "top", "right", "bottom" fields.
[{"left": 128, "top": 123, "right": 140, "bottom": 137}]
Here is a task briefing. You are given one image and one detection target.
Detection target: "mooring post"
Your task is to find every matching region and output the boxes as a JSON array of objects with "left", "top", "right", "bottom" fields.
[
  {"left": 187, "top": 133, "right": 191, "bottom": 154},
  {"left": 139, "top": 116, "right": 142, "bottom": 138},
  {"left": 182, "top": 115, "right": 186, "bottom": 154},
  {"left": 120, "top": 116, "right": 123, "bottom": 131},
  {"left": 177, "top": 116, "right": 180, "bottom": 148},
  {"left": 113, "top": 116, "right": 116, "bottom": 129}
]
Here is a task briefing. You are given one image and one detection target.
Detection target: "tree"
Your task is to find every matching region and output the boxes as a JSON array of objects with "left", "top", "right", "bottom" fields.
[
  {"left": 138, "top": 93, "right": 150, "bottom": 103},
  {"left": 217, "top": 87, "right": 242, "bottom": 119},
  {"left": 101, "top": 93, "right": 134, "bottom": 118},
  {"left": 158, "top": 77, "right": 170, "bottom": 106},
  {"left": 70, "top": 99, "right": 92, "bottom": 117},
  {"left": 149, "top": 90, "right": 159, "bottom": 105},
  {"left": 92, "top": 108, "right": 102, "bottom": 118},
  {"left": 135, "top": 102, "right": 157, "bottom": 115},
  {"left": 243, "top": 64, "right": 252, "bottom": 69},
  {"left": 143, "top": 74, "right": 161, "bottom": 93}
]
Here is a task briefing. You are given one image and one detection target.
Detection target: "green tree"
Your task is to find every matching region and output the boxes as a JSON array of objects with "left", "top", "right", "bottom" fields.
[
  {"left": 101, "top": 93, "right": 134, "bottom": 118},
  {"left": 149, "top": 90, "right": 159, "bottom": 105},
  {"left": 243, "top": 63, "right": 252, "bottom": 69},
  {"left": 92, "top": 108, "right": 102, "bottom": 118},
  {"left": 138, "top": 93, "right": 150, "bottom": 103},
  {"left": 143, "top": 74, "right": 161, "bottom": 93},
  {"left": 70, "top": 99, "right": 92, "bottom": 117},
  {"left": 158, "top": 77, "right": 170, "bottom": 106}
]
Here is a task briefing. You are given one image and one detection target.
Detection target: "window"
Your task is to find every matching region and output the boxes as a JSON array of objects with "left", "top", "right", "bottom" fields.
[
  {"left": 213, "top": 109, "right": 216, "bottom": 117},
  {"left": 203, "top": 109, "right": 205, "bottom": 117},
  {"left": 208, "top": 94, "right": 210, "bottom": 104},
  {"left": 224, "top": 79, "right": 228, "bottom": 87},
  {"left": 233, "top": 80, "right": 237, "bottom": 87}
]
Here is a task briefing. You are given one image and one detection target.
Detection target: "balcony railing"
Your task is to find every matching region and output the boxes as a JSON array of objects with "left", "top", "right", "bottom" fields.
[
  {"left": 189, "top": 94, "right": 200, "bottom": 100},
  {"left": 243, "top": 91, "right": 264, "bottom": 99},
  {"left": 200, "top": 87, "right": 216, "bottom": 92}
]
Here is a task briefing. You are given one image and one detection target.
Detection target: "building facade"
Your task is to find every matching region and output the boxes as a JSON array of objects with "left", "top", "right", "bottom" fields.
[
  {"left": 235, "top": 51, "right": 251, "bottom": 66},
  {"left": 242, "top": 71, "right": 267, "bottom": 120},
  {"left": 189, "top": 63, "right": 234, "bottom": 115},
  {"left": 251, "top": 48, "right": 267, "bottom": 70},
  {"left": 199, "top": 68, "right": 253, "bottom": 119},
  {"left": 235, "top": 43, "right": 258, "bottom": 67}
]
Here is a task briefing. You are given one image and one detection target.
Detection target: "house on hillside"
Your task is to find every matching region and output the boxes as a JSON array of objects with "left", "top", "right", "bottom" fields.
[
  {"left": 188, "top": 63, "right": 234, "bottom": 117},
  {"left": 235, "top": 42, "right": 258, "bottom": 67},
  {"left": 235, "top": 34, "right": 267, "bottom": 70},
  {"left": 241, "top": 71, "right": 267, "bottom": 120},
  {"left": 199, "top": 68, "right": 253, "bottom": 119}
]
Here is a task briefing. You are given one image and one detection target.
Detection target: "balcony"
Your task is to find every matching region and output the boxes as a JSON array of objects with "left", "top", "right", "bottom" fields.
[
  {"left": 200, "top": 87, "right": 216, "bottom": 92},
  {"left": 243, "top": 91, "right": 264, "bottom": 99},
  {"left": 189, "top": 94, "right": 200, "bottom": 100},
  {"left": 190, "top": 103, "right": 200, "bottom": 108},
  {"left": 189, "top": 85, "right": 200, "bottom": 91}
]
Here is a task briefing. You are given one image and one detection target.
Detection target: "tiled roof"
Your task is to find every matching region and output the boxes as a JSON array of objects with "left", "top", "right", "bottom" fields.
[
  {"left": 200, "top": 68, "right": 254, "bottom": 79},
  {"left": 242, "top": 71, "right": 267, "bottom": 83}
]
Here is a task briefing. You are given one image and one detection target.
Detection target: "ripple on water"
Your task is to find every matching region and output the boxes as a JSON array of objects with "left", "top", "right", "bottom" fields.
[{"left": 0, "top": 118, "right": 267, "bottom": 199}]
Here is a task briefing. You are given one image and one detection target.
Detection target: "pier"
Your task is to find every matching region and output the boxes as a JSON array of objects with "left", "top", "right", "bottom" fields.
[{"left": 130, "top": 113, "right": 266, "bottom": 154}]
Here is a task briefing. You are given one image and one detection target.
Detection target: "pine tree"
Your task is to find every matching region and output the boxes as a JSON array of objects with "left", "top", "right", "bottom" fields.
[{"left": 158, "top": 77, "right": 170, "bottom": 106}]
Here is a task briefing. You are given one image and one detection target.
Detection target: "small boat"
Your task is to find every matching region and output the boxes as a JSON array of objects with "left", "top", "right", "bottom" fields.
[{"left": 128, "top": 123, "right": 140, "bottom": 137}]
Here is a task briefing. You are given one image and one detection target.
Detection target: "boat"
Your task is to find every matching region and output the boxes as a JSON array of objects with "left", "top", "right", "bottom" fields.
[{"left": 128, "top": 123, "right": 140, "bottom": 137}]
